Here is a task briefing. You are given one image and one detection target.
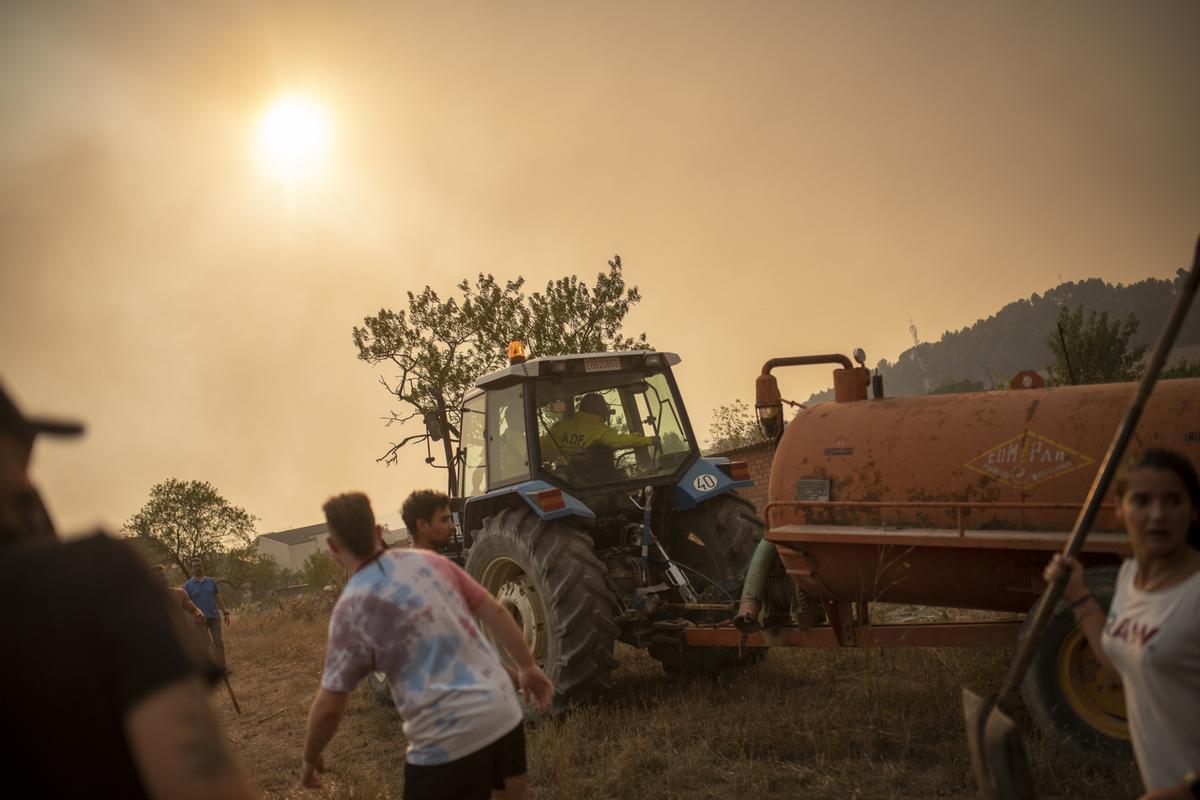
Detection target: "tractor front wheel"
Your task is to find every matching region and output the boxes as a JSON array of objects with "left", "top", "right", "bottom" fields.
[{"left": 465, "top": 507, "right": 620, "bottom": 705}]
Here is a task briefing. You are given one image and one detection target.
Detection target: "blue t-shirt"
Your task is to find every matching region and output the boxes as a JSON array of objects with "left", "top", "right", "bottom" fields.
[{"left": 183, "top": 576, "right": 221, "bottom": 618}]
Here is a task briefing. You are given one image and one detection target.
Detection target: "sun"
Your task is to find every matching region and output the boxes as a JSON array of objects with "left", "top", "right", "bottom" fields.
[{"left": 255, "top": 93, "right": 333, "bottom": 188}]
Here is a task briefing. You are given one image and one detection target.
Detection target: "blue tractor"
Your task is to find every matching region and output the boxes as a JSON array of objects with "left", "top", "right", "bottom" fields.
[{"left": 446, "top": 347, "right": 782, "bottom": 703}]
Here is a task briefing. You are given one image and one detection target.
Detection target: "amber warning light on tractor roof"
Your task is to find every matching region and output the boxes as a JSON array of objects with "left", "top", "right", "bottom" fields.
[{"left": 507, "top": 340, "right": 527, "bottom": 365}]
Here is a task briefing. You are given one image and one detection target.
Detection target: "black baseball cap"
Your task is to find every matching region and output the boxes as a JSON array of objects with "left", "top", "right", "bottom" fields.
[{"left": 0, "top": 382, "right": 84, "bottom": 438}]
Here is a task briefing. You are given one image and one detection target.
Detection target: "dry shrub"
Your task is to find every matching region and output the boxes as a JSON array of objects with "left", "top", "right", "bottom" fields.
[{"left": 266, "top": 590, "right": 338, "bottom": 620}]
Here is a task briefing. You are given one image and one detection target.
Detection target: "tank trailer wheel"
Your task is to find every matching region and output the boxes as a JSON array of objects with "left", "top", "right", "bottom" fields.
[
  {"left": 651, "top": 493, "right": 769, "bottom": 676},
  {"left": 465, "top": 507, "right": 619, "bottom": 706},
  {"left": 1020, "top": 565, "right": 1131, "bottom": 757}
]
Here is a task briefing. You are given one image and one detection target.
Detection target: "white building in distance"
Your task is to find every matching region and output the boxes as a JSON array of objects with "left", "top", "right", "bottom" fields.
[{"left": 256, "top": 512, "right": 409, "bottom": 572}]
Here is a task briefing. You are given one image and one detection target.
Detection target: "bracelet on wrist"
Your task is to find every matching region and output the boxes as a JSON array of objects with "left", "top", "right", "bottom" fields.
[{"left": 1065, "top": 593, "right": 1093, "bottom": 611}]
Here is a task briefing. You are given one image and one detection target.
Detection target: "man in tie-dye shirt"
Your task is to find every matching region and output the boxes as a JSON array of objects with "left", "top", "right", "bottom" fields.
[{"left": 301, "top": 491, "right": 554, "bottom": 800}]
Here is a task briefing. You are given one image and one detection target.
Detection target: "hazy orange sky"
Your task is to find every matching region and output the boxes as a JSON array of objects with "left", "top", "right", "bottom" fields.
[{"left": 2, "top": 2, "right": 1197, "bottom": 536}]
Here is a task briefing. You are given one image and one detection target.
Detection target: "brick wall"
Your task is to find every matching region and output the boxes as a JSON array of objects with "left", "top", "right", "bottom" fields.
[{"left": 709, "top": 442, "right": 774, "bottom": 517}]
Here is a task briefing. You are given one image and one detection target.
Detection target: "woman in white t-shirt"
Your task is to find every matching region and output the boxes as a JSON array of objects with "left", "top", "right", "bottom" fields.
[{"left": 1046, "top": 448, "right": 1200, "bottom": 800}]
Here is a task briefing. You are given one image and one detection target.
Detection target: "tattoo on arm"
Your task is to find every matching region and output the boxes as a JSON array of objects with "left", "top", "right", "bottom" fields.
[{"left": 179, "top": 703, "right": 235, "bottom": 780}]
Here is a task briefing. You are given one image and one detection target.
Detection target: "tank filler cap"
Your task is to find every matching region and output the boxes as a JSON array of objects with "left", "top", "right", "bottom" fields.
[{"left": 852, "top": 347, "right": 866, "bottom": 367}]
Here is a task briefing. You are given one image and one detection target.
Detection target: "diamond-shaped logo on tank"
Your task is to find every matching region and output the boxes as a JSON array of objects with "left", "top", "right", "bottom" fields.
[{"left": 965, "top": 431, "right": 1094, "bottom": 490}]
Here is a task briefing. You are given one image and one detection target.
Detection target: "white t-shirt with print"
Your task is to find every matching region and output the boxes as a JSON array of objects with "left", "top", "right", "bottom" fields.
[
  {"left": 1101, "top": 558, "right": 1200, "bottom": 791},
  {"left": 320, "top": 549, "right": 522, "bottom": 765}
]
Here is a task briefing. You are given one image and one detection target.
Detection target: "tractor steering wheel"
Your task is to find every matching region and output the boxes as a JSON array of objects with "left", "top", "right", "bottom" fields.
[{"left": 630, "top": 436, "right": 662, "bottom": 475}]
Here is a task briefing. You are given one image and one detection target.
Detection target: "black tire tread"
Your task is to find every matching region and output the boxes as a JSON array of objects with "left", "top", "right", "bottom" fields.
[{"left": 465, "top": 507, "right": 619, "bottom": 703}]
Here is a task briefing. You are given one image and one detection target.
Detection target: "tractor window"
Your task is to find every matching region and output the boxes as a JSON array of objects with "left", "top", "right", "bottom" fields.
[
  {"left": 459, "top": 393, "right": 487, "bottom": 497},
  {"left": 487, "top": 383, "right": 530, "bottom": 487},
  {"left": 533, "top": 370, "right": 694, "bottom": 488},
  {"left": 638, "top": 373, "right": 690, "bottom": 460}
]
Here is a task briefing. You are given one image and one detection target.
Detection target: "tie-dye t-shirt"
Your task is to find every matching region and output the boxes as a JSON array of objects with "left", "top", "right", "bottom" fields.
[{"left": 320, "top": 549, "right": 522, "bottom": 765}]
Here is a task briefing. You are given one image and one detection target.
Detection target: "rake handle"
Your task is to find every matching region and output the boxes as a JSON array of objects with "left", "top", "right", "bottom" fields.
[
  {"left": 222, "top": 672, "right": 242, "bottom": 714},
  {"left": 996, "top": 236, "right": 1200, "bottom": 707}
]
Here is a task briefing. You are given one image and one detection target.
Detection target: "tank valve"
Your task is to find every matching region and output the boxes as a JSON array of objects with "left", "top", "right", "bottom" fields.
[{"left": 733, "top": 598, "right": 762, "bottom": 633}]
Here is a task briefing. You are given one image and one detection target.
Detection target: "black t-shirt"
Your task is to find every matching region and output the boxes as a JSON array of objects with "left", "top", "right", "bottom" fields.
[{"left": 0, "top": 532, "right": 220, "bottom": 798}]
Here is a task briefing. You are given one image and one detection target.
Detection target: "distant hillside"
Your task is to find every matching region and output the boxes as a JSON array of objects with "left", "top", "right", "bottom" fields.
[{"left": 807, "top": 270, "right": 1200, "bottom": 402}]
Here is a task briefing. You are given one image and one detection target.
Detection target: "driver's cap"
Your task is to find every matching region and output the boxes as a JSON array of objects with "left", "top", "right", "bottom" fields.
[{"left": 578, "top": 393, "right": 610, "bottom": 417}]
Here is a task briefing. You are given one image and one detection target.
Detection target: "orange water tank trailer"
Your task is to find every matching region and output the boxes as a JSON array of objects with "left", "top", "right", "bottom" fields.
[{"left": 758, "top": 363, "right": 1198, "bottom": 613}]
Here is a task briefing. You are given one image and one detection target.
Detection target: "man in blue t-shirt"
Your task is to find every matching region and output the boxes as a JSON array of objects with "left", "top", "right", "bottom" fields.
[{"left": 184, "top": 558, "right": 230, "bottom": 671}]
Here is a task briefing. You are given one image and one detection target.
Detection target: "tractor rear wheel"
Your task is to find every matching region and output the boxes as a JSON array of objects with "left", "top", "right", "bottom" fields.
[
  {"left": 1020, "top": 565, "right": 1131, "bottom": 757},
  {"left": 650, "top": 493, "right": 767, "bottom": 676},
  {"left": 465, "top": 507, "right": 620, "bottom": 705}
]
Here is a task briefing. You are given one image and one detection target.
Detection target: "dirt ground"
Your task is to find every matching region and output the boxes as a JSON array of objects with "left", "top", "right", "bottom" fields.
[{"left": 213, "top": 595, "right": 1142, "bottom": 800}]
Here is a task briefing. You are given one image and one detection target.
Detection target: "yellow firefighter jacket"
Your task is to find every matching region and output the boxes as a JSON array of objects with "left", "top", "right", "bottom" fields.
[{"left": 540, "top": 411, "right": 653, "bottom": 458}]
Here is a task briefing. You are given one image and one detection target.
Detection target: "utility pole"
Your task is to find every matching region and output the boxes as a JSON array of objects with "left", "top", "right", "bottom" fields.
[{"left": 910, "top": 318, "right": 931, "bottom": 393}]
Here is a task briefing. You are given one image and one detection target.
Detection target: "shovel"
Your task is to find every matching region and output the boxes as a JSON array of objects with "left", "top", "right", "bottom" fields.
[{"left": 963, "top": 235, "right": 1200, "bottom": 800}]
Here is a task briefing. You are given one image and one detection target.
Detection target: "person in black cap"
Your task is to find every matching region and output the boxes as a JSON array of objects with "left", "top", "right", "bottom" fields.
[
  {"left": 0, "top": 382, "right": 81, "bottom": 546},
  {"left": 0, "top": 380, "right": 258, "bottom": 799}
]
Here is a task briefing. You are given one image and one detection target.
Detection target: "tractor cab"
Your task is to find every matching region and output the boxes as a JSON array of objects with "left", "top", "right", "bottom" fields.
[{"left": 457, "top": 350, "right": 699, "bottom": 510}]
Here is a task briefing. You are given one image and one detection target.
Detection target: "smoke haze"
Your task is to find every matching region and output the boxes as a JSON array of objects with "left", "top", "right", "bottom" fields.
[{"left": 2, "top": 1, "right": 1197, "bottom": 534}]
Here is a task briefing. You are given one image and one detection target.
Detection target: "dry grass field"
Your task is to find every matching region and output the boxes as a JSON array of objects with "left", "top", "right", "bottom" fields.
[{"left": 214, "top": 596, "right": 1142, "bottom": 800}]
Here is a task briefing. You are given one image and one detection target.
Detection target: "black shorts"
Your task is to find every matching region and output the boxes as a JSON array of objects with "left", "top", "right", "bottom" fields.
[{"left": 403, "top": 722, "right": 527, "bottom": 800}]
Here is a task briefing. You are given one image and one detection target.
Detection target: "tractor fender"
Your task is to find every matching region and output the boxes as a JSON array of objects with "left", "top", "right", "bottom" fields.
[
  {"left": 672, "top": 457, "right": 753, "bottom": 511},
  {"left": 462, "top": 480, "right": 595, "bottom": 542}
]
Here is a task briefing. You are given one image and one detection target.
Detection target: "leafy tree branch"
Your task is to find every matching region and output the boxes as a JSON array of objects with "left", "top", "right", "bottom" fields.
[
  {"left": 353, "top": 256, "right": 649, "bottom": 465},
  {"left": 124, "top": 479, "right": 257, "bottom": 573},
  {"left": 1045, "top": 305, "right": 1147, "bottom": 385},
  {"left": 707, "top": 399, "right": 767, "bottom": 453}
]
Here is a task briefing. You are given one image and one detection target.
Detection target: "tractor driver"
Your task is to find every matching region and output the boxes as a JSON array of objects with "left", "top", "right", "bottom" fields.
[{"left": 540, "top": 393, "right": 658, "bottom": 482}]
